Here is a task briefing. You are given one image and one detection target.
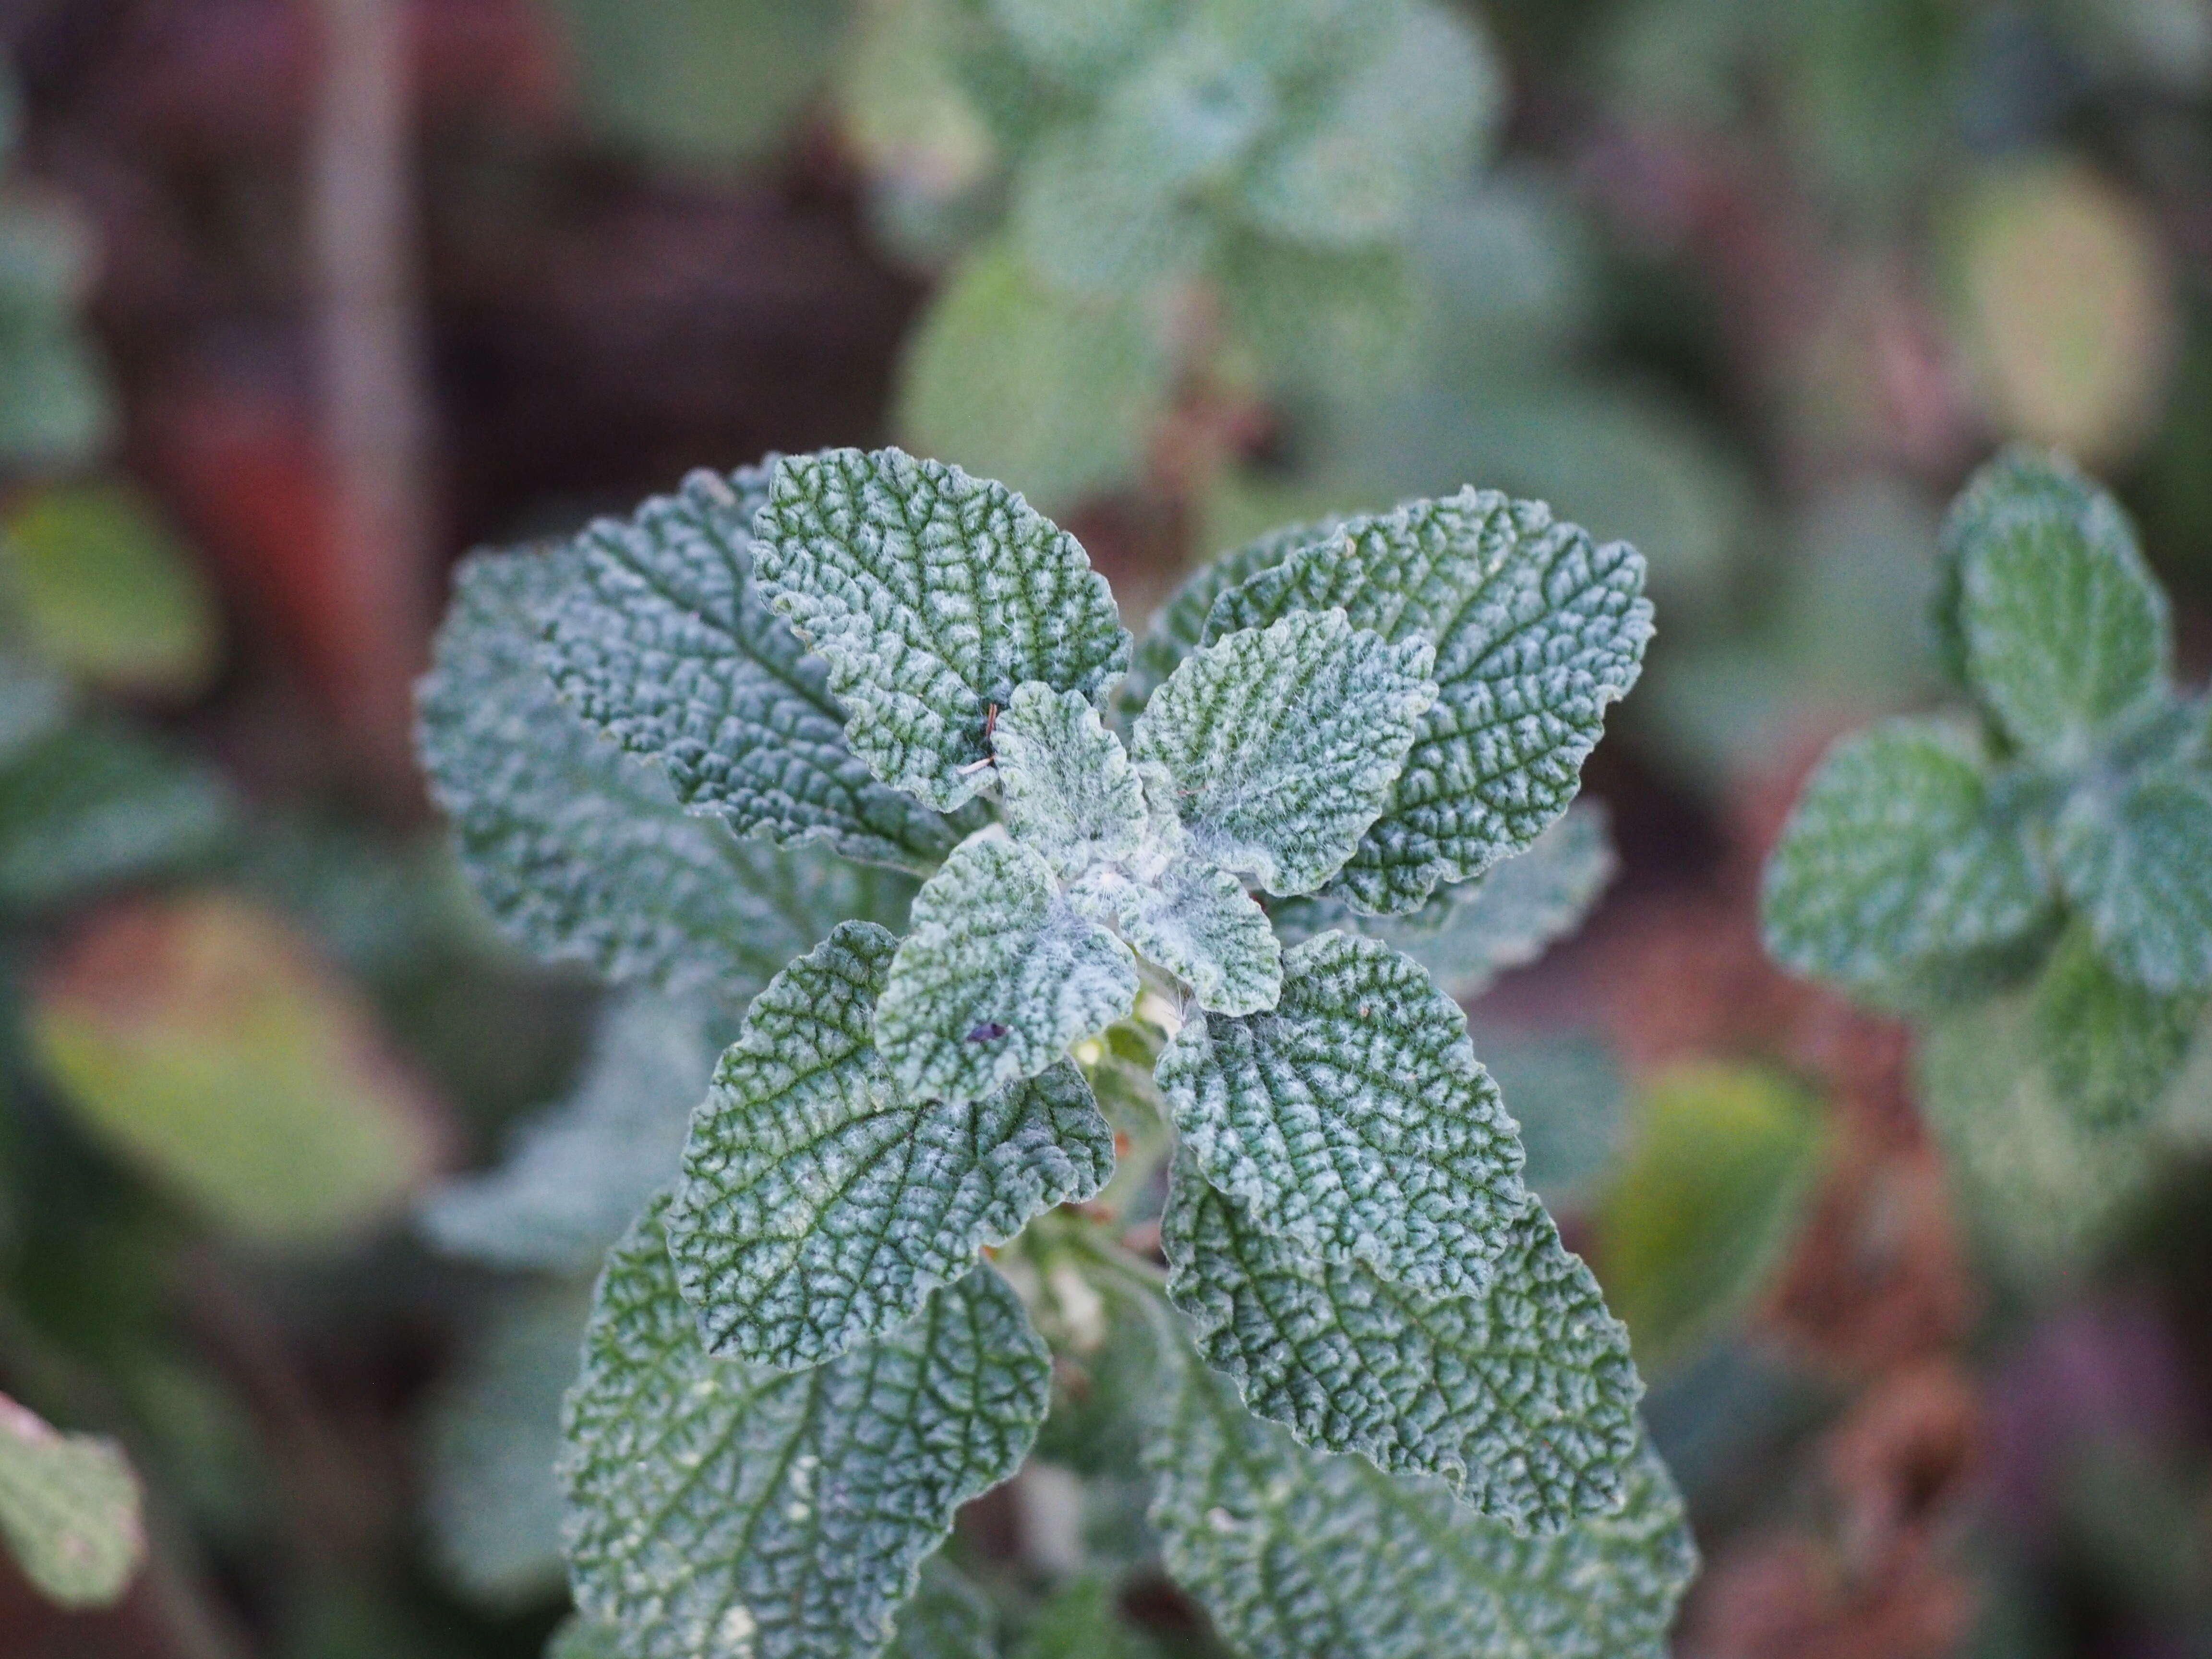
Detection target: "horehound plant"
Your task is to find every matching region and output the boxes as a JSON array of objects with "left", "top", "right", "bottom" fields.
[
  {"left": 1763, "top": 450, "right": 2212, "bottom": 1273},
  {"left": 418, "top": 446, "right": 1698, "bottom": 1659}
]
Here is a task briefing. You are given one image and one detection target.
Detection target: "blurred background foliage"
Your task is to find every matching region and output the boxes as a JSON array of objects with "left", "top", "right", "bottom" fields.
[{"left": 0, "top": 0, "right": 2207, "bottom": 1655}]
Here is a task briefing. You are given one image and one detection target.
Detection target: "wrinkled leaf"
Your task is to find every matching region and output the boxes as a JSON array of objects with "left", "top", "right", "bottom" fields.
[
  {"left": 668, "top": 922, "right": 1113, "bottom": 1370},
  {"left": 1122, "top": 518, "right": 1337, "bottom": 718},
  {"left": 1156, "top": 930, "right": 1526, "bottom": 1298},
  {"left": 992, "top": 681, "right": 1148, "bottom": 879},
  {"left": 1080, "top": 860, "right": 1282, "bottom": 1016}
]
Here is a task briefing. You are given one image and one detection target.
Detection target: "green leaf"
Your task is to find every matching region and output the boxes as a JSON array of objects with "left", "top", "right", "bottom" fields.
[
  {"left": 0, "top": 1395, "right": 144, "bottom": 1610},
  {"left": 1, "top": 482, "right": 221, "bottom": 697},
  {"left": 1761, "top": 718, "right": 2055, "bottom": 995},
  {"left": 420, "top": 547, "right": 914, "bottom": 990},
  {"left": 2054, "top": 769, "right": 2212, "bottom": 993},
  {"left": 1208, "top": 489, "right": 1651, "bottom": 914},
  {"left": 1079, "top": 860, "right": 1282, "bottom": 1016},
  {"left": 1130, "top": 609, "right": 1436, "bottom": 896},
  {"left": 422, "top": 991, "right": 730, "bottom": 1274},
  {"left": 1376, "top": 803, "right": 1614, "bottom": 999},
  {"left": 667, "top": 921, "right": 1114, "bottom": 1370},
  {"left": 546, "top": 1616, "right": 627, "bottom": 1659},
  {"left": 1122, "top": 519, "right": 1338, "bottom": 718},
  {"left": 545, "top": 466, "right": 963, "bottom": 871},
  {"left": 1163, "top": 1160, "right": 1640, "bottom": 1530},
  {"left": 562, "top": 1201, "right": 1049, "bottom": 1659},
  {"left": 1155, "top": 930, "right": 1527, "bottom": 1298},
  {"left": 895, "top": 1559, "right": 1002, "bottom": 1659},
  {"left": 1145, "top": 1357, "right": 1697, "bottom": 1659},
  {"left": 877, "top": 835, "right": 1139, "bottom": 1106},
  {"left": 2031, "top": 923, "right": 2204, "bottom": 1128},
  {"left": 1012, "top": 1573, "right": 1157, "bottom": 1659},
  {"left": 895, "top": 240, "right": 1173, "bottom": 514},
  {"left": 423, "top": 1279, "right": 592, "bottom": 1608},
  {"left": 1946, "top": 450, "right": 2169, "bottom": 761},
  {"left": 1593, "top": 1064, "right": 1828, "bottom": 1372},
  {"left": 992, "top": 681, "right": 1148, "bottom": 879},
  {"left": 0, "top": 716, "right": 232, "bottom": 911},
  {"left": 753, "top": 448, "right": 1131, "bottom": 813}
]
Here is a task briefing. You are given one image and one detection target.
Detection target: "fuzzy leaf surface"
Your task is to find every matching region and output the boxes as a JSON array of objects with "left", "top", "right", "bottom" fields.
[
  {"left": 667, "top": 922, "right": 1113, "bottom": 1370},
  {"left": 1950, "top": 454, "right": 2170, "bottom": 760},
  {"left": 562, "top": 1202, "right": 1048, "bottom": 1659},
  {"left": 1130, "top": 609, "right": 1436, "bottom": 896},
  {"left": 545, "top": 465, "right": 960, "bottom": 869},
  {"left": 1080, "top": 861, "right": 1282, "bottom": 1015},
  {"left": 420, "top": 548, "right": 912, "bottom": 989},
  {"left": 1163, "top": 1162, "right": 1640, "bottom": 1530},
  {"left": 877, "top": 835, "right": 1138, "bottom": 1106},
  {"left": 752, "top": 448, "right": 1129, "bottom": 812},
  {"left": 1761, "top": 719, "right": 2053, "bottom": 993},
  {"left": 1121, "top": 519, "right": 1337, "bottom": 717},
  {"left": 1208, "top": 489, "right": 1650, "bottom": 914},
  {"left": 422, "top": 991, "right": 730, "bottom": 1274},
  {"left": 991, "top": 681, "right": 1147, "bottom": 878},
  {"left": 0, "top": 1395, "right": 143, "bottom": 1609},
  {"left": 1156, "top": 931, "right": 1526, "bottom": 1297},
  {"left": 1145, "top": 1358, "right": 1697, "bottom": 1659},
  {"left": 2054, "top": 770, "right": 2212, "bottom": 993}
]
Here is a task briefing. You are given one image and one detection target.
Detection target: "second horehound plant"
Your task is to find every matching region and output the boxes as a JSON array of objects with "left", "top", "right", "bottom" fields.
[{"left": 418, "top": 447, "right": 1696, "bottom": 1659}]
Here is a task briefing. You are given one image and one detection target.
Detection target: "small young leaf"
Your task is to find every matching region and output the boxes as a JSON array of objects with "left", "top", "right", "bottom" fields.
[
  {"left": 1163, "top": 1160, "right": 1640, "bottom": 1531},
  {"left": 1145, "top": 1358, "right": 1696, "bottom": 1659},
  {"left": 0, "top": 1394, "right": 144, "bottom": 1610},
  {"left": 422, "top": 991, "right": 731, "bottom": 1275},
  {"left": 992, "top": 681, "right": 1148, "bottom": 878},
  {"left": 753, "top": 448, "right": 1130, "bottom": 812},
  {"left": 2054, "top": 770, "right": 2212, "bottom": 993},
  {"left": 421, "top": 547, "right": 912, "bottom": 990},
  {"left": 563, "top": 1202, "right": 1049, "bottom": 1659},
  {"left": 1079, "top": 860, "right": 1282, "bottom": 1016},
  {"left": 1122, "top": 518, "right": 1338, "bottom": 718},
  {"left": 545, "top": 466, "right": 963, "bottom": 870},
  {"left": 2031, "top": 924, "right": 2204, "bottom": 1127},
  {"left": 1948, "top": 451, "right": 2169, "bottom": 762},
  {"left": 667, "top": 922, "right": 1113, "bottom": 1370},
  {"left": 1155, "top": 931, "right": 1527, "bottom": 1298},
  {"left": 1761, "top": 718, "right": 2054, "bottom": 994},
  {"left": 1130, "top": 609, "right": 1436, "bottom": 896},
  {"left": 877, "top": 835, "right": 1139, "bottom": 1106},
  {"left": 1208, "top": 489, "right": 1650, "bottom": 914},
  {"left": 1934, "top": 446, "right": 2107, "bottom": 686}
]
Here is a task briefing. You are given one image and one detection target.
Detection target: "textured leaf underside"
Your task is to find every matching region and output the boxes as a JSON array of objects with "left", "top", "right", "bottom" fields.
[
  {"left": 877, "top": 835, "right": 1139, "bottom": 1106},
  {"left": 1145, "top": 1356, "right": 1696, "bottom": 1659},
  {"left": 1762, "top": 719, "right": 2054, "bottom": 992},
  {"left": 545, "top": 465, "right": 961, "bottom": 868},
  {"left": 1156, "top": 930, "right": 1527, "bottom": 1297},
  {"left": 562, "top": 1202, "right": 1048, "bottom": 1659},
  {"left": 991, "top": 681, "right": 1148, "bottom": 878},
  {"left": 1163, "top": 1161, "right": 1640, "bottom": 1530},
  {"left": 667, "top": 922, "right": 1114, "bottom": 1370},
  {"left": 419, "top": 548, "right": 910, "bottom": 990},
  {"left": 1130, "top": 608, "right": 1437, "bottom": 896},
  {"left": 752, "top": 448, "right": 1130, "bottom": 812},
  {"left": 1207, "top": 488, "right": 1651, "bottom": 914}
]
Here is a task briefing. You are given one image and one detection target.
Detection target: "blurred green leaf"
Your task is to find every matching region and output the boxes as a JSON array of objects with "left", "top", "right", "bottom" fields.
[
  {"left": 29, "top": 895, "right": 444, "bottom": 1246},
  {"left": 0, "top": 192, "right": 111, "bottom": 470},
  {"left": 1, "top": 482, "right": 221, "bottom": 697},
  {"left": 1594, "top": 1063, "right": 1828, "bottom": 1371},
  {"left": 0, "top": 1393, "right": 143, "bottom": 1609},
  {"left": 1013, "top": 1573, "right": 1156, "bottom": 1659},
  {"left": 2031, "top": 923, "right": 2205, "bottom": 1129}
]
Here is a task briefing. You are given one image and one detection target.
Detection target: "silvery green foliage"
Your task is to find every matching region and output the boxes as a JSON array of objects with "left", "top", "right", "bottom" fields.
[
  {"left": 544, "top": 464, "right": 964, "bottom": 871},
  {"left": 875, "top": 833, "right": 1139, "bottom": 1106},
  {"left": 752, "top": 449, "right": 1130, "bottom": 812},
  {"left": 1764, "top": 450, "right": 2212, "bottom": 1214},
  {"left": 561, "top": 1201, "right": 1048, "bottom": 1659},
  {"left": 1162, "top": 1159, "right": 1639, "bottom": 1530},
  {"left": 418, "top": 445, "right": 1675, "bottom": 1658},
  {"left": 1145, "top": 1351, "right": 1696, "bottom": 1659},
  {"left": 419, "top": 546, "right": 912, "bottom": 991},
  {"left": 1129, "top": 609, "right": 1437, "bottom": 896},
  {"left": 1121, "top": 518, "right": 1339, "bottom": 717},
  {"left": 421, "top": 991, "right": 731, "bottom": 1275},
  {"left": 1156, "top": 931, "right": 1527, "bottom": 1299},
  {"left": 1207, "top": 488, "right": 1652, "bottom": 914},
  {"left": 666, "top": 923, "right": 1113, "bottom": 1369}
]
